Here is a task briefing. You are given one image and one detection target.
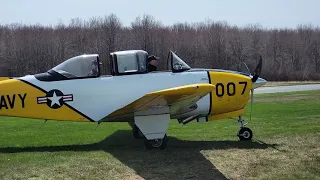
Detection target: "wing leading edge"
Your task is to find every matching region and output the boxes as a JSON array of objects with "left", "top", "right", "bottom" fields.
[{"left": 108, "top": 83, "right": 215, "bottom": 118}]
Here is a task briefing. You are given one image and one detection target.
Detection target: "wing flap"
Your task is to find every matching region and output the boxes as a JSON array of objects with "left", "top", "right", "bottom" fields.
[{"left": 108, "top": 83, "right": 215, "bottom": 117}]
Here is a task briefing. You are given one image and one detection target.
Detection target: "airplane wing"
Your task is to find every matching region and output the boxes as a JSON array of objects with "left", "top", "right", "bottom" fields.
[
  {"left": 0, "top": 77, "right": 10, "bottom": 81},
  {"left": 108, "top": 83, "right": 215, "bottom": 117}
]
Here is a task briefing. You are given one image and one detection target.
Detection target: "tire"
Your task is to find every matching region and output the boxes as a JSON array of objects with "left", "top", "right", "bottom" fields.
[
  {"left": 144, "top": 139, "right": 153, "bottom": 150},
  {"left": 238, "top": 127, "right": 253, "bottom": 141},
  {"left": 144, "top": 134, "right": 169, "bottom": 150},
  {"left": 159, "top": 134, "right": 168, "bottom": 150},
  {"left": 133, "top": 127, "right": 144, "bottom": 139}
]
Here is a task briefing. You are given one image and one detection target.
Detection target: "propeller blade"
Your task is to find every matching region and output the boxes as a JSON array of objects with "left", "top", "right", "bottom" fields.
[{"left": 251, "top": 55, "right": 263, "bottom": 82}]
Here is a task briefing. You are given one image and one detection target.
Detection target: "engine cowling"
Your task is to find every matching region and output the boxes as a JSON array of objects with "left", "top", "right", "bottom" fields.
[{"left": 208, "top": 71, "right": 252, "bottom": 117}]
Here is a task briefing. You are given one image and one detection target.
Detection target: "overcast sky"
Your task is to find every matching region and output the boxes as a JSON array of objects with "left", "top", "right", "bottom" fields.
[{"left": 1, "top": 0, "right": 319, "bottom": 29}]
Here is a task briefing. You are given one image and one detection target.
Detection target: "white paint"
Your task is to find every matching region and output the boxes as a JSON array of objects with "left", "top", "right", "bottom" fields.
[
  {"left": 252, "top": 77, "right": 267, "bottom": 89},
  {"left": 20, "top": 71, "right": 210, "bottom": 121},
  {"left": 197, "top": 116, "right": 207, "bottom": 123},
  {"left": 134, "top": 114, "right": 170, "bottom": 140},
  {"left": 47, "top": 91, "right": 61, "bottom": 107}
]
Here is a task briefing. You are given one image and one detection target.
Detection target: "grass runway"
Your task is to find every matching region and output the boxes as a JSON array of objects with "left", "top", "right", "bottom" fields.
[{"left": 0, "top": 90, "right": 320, "bottom": 180}]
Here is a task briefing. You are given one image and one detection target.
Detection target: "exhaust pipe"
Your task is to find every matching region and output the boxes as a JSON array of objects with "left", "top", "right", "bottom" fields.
[{"left": 179, "top": 115, "right": 199, "bottom": 125}]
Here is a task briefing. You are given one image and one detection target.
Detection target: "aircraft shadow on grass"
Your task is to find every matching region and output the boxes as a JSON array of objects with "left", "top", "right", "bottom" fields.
[{"left": 0, "top": 130, "right": 278, "bottom": 180}]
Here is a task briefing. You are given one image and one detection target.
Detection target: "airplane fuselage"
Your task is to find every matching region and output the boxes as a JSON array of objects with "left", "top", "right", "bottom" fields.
[{"left": 0, "top": 69, "right": 262, "bottom": 123}]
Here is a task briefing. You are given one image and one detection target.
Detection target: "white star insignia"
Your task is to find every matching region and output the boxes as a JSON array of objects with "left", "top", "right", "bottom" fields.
[{"left": 47, "top": 91, "right": 62, "bottom": 107}]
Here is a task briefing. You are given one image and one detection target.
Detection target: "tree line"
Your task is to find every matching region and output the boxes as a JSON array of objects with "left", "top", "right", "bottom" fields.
[{"left": 0, "top": 14, "right": 319, "bottom": 81}]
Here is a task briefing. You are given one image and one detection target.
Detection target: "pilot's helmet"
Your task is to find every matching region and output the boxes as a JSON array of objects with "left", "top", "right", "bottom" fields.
[
  {"left": 147, "top": 55, "right": 160, "bottom": 62},
  {"left": 92, "top": 59, "right": 102, "bottom": 65}
]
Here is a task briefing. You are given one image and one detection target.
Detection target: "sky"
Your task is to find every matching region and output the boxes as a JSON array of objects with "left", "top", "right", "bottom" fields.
[{"left": 1, "top": 0, "right": 319, "bottom": 29}]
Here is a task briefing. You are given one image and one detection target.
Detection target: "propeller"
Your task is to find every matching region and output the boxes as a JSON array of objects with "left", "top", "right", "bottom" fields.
[{"left": 251, "top": 55, "right": 263, "bottom": 83}]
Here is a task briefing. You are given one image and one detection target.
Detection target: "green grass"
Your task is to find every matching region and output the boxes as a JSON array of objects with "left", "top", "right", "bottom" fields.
[{"left": 1, "top": 90, "right": 320, "bottom": 180}]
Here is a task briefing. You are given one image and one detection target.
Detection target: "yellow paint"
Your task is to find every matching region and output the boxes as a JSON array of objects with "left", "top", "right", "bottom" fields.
[
  {"left": 208, "top": 71, "right": 252, "bottom": 116},
  {"left": 0, "top": 79, "right": 90, "bottom": 122},
  {"left": 109, "top": 84, "right": 215, "bottom": 116},
  {"left": 208, "top": 109, "right": 245, "bottom": 121},
  {"left": 0, "top": 77, "right": 10, "bottom": 81}
]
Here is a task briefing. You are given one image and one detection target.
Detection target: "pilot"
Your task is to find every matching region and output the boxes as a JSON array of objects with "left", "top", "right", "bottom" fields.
[
  {"left": 89, "top": 59, "right": 102, "bottom": 76},
  {"left": 147, "top": 55, "right": 159, "bottom": 72}
]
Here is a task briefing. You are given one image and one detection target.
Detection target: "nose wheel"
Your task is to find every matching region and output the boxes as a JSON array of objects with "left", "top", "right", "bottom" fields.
[
  {"left": 237, "top": 116, "right": 253, "bottom": 141},
  {"left": 144, "top": 134, "right": 168, "bottom": 150},
  {"left": 238, "top": 127, "right": 253, "bottom": 140}
]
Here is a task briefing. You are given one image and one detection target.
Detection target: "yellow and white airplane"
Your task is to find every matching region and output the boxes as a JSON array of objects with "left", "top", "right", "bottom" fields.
[{"left": 0, "top": 50, "right": 266, "bottom": 149}]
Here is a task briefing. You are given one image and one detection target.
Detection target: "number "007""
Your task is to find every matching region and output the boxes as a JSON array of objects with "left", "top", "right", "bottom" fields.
[{"left": 215, "top": 81, "right": 247, "bottom": 97}]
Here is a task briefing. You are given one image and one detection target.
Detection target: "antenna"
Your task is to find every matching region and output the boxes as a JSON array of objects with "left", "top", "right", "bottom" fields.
[
  {"left": 240, "top": 61, "right": 251, "bottom": 75},
  {"left": 39, "top": 119, "right": 48, "bottom": 129},
  {"left": 242, "top": 62, "right": 251, "bottom": 75},
  {"left": 95, "top": 122, "right": 102, "bottom": 130}
]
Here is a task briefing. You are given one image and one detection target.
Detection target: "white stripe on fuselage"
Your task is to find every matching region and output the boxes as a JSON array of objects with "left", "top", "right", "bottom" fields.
[{"left": 20, "top": 71, "right": 210, "bottom": 121}]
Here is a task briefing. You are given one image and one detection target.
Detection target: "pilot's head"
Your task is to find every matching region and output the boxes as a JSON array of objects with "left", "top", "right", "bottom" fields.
[{"left": 147, "top": 55, "right": 159, "bottom": 72}]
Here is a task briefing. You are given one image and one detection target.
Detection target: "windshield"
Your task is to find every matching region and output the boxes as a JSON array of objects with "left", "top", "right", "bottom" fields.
[
  {"left": 169, "top": 51, "right": 191, "bottom": 72},
  {"left": 51, "top": 54, "right": 100, "bottom": 78}
]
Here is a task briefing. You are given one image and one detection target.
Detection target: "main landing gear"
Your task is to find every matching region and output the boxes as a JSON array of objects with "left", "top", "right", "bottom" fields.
[
  {"left": 128, "top": 122, "right": 144, "bottom": 139},
  {"left": 144, "top": 134, "right": 168, "bottom": 150},
  {"left": 237, "top": 116, "right": 253, "bottom": 141},
  {"left": 129, "top": 122, "right": 169, "bottom": 150}
]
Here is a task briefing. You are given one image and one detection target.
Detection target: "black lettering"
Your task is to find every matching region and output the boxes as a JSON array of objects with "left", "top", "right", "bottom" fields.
[
  {"left": 227, "top": 82, "right": 236, "bottom": 96},
  {"left": 6, "top": 94, "right": 16, "bottom": 109},
  {"left": 239, "top": 81, "right": 247, "bottom": 95},
  {"left": 215, "top": 81, "right": 248, "bottom": 97},
  {"left": 0, "top": 95, "right": 8, "bottom": 110},
  {"left": 18, "top": 93, "right": 27, "bottom": 108},
  {"left": 216, "top": 83, "right": 224, "bottom": 97}
]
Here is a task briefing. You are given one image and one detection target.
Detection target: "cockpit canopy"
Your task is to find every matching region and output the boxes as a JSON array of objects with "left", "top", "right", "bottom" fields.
[
  {"left": 110, "top": 50, "right": 148, "bottom": 76},
  {"left": 35, "top": 50, "right": 192, "bottom": 82},
  {"left": 109, "top": 50, "right": 191, "bottom": 76},
  {"left": 51, "top": 54, "right": 100, "bottom": 78},
  {"left": 51, "top": 50, "right": 192, "bottom": 78},
  {"left": 167, "top": 51, "right": 191, "bottom": 72}
]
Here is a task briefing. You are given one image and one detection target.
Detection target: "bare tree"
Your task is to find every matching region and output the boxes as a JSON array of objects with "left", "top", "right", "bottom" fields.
[{"left": 0, "top": 14, "right": 319, "bottom": 80}]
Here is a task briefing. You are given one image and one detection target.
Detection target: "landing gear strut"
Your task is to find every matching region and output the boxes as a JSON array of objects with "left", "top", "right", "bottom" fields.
[
  {"left": 128, "top": 122, "right": 144, "bottom": 139},
  {"left": 144, "top": 134, "right": 168, "bottom": 150},
  {"left": 237, "top": 116, "right": 253, "bottom": 141}
]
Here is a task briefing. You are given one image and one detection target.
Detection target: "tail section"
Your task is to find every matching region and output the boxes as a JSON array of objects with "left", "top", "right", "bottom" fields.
[{"left": 0, "top": 78, "right": 91, "bottom": 122}]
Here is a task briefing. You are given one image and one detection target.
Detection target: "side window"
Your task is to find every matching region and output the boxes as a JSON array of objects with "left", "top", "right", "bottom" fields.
[
  {"left": 117, "top": 54, "right": 139, "bottom": 73},
  {"left": 170, "top": 51, "right": 191, "bottom": 72},
  {"left": 137, "top": 53, "right": 147, "bottom": 72},
  {"left": 110, "top": 50, "right": 148, "bottom": 76}
]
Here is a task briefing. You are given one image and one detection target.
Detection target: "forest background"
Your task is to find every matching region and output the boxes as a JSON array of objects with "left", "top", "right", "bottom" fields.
[{"left": 0, "top": 14, "right": 319, "bottom": 81}]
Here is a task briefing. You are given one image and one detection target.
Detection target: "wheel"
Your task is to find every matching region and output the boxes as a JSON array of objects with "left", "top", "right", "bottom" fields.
[
  {"left": 132, "top": 126, "right": 144, "bottom": 139},
  {"left": 144, "top": 134, "right": 168, "bottom": 150},
  {"left": 238, "top": 127, "right": 253, "bottom": 141}
]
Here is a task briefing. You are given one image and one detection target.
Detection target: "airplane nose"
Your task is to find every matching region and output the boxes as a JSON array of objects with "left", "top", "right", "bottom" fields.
[{"left": 252, "top": 77, "right": 267, "bottom": 89}]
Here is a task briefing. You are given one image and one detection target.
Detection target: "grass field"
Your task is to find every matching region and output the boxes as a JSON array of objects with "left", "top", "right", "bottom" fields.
[
  {"left": 263, "top": 81, "right": 320, "bottom": 87},
  {"left": 1, "top": 90, "right": 320, "bottom": 180}
]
